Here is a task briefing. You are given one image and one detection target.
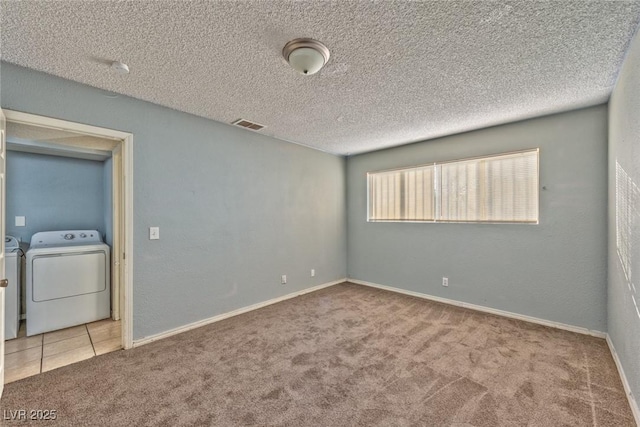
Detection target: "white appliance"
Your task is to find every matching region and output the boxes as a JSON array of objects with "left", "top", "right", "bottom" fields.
[
  {"left": 5, "top": 235, "right": 23, "bottom": 340},
  {"left": 26, "top": 230, "right": 110, "bottom": 336}
]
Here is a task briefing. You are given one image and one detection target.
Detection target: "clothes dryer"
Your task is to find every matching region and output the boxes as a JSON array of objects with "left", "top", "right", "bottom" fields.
[{"left": 26, "top": 230, "right": 110, "bottom": 336}]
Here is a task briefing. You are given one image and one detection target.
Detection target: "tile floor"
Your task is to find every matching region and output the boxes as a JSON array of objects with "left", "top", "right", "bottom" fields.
[{"left": 4, "top": 319, "right": 122, "bottom": 384}]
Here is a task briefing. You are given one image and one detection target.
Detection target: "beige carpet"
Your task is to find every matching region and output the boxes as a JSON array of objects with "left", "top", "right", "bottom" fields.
[{"left": 0, "top": 283, "right": 635, "bottom": 426}]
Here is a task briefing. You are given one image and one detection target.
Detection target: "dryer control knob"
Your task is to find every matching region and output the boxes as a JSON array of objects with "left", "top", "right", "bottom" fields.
[
  {"left": 79, "top": 233, "right": 87, "bottom": 238},
  {"left": 64, "top": 233, "right": 75, "bottom": 240}
]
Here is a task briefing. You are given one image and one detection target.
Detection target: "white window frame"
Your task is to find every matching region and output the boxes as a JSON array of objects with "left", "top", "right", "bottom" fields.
[{"left": 367, "top": 148, "right": 539, "bottom": 224}]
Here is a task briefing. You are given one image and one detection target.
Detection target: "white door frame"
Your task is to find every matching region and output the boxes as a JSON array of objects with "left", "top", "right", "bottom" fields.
[
  {"left": 1, "top": 108, "right": 7, "bottom": 397},
  {"left": 3, "top": 110, "right": 134, "bottom": 349}
]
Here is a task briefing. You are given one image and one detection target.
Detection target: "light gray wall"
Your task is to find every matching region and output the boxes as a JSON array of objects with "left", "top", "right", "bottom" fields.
[
  {"left": 347, "top": 105, "right": 608, "bottom": 332},
  {"left": 0, "top": 62, "right": 347, "bottom": 340},
  {"left": 608, "top": 28, "right": 640, "bottom": 412},
  {"left": 5, "top": 151, "right": 106, "bottom": 244}
]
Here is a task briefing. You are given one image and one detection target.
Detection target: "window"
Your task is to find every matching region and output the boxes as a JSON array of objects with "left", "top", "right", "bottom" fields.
[
  {"left": 367, "top": 149, "right": 539, "bottom": 223},
  {"left": 368, "top": 165, "right": 435, "bottom": 221}
]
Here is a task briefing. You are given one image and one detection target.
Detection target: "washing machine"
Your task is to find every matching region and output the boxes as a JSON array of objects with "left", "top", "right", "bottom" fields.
[
  {"left": 5, "top": 235, "right": 23, "bottom": 340},
  {"left": 26, "top": 230, "right": 110, "bottom": 336}
]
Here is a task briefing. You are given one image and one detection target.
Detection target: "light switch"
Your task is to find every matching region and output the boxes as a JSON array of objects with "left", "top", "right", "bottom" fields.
[
  {"left": 15, "top": 216, "right": 26, "bottom": 227},
  {"left": 149, "top": 227, "right": 160, "bottom": 240}
]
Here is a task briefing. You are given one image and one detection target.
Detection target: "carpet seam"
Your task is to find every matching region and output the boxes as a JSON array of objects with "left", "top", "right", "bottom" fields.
[{"left": 583, "top": 348, "right": 598, "bottom": 427}]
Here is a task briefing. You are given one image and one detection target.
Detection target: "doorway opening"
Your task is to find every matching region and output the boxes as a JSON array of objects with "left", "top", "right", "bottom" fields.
[{"left": 2, "top": 110, "right": 133, "bottom": 383}]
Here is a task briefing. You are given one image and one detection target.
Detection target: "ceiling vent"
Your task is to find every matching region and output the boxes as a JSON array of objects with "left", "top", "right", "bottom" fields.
[{"left": 232, "top": 119, "right": 265, "bottom": 131}]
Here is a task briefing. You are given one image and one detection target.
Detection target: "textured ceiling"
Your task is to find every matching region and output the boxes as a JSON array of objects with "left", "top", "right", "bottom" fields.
[{"left": 1, "top": 1, "right": 640, "bottom": 155}]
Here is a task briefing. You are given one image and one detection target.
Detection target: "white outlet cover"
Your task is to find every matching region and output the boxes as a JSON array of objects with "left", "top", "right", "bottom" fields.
[
  {"left": 15, "top": 216, "right": 26, "bottom": 227},
  {"left": 149, "top": 227, "right": 160, "bottom": 240},
  {"left": 311, "top": 269, "right": 315, "bottom": 277},
  {"left": 281, "top": 275, "right": 287, "bottom": 284}
]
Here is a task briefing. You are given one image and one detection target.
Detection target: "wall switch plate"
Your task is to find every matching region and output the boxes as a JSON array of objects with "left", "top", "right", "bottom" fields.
[
  {"left": 311, "top": 269, "right": 315, "bottom": 277},
  {"left": 281, "top": 275, "right": 287, "bottom": 284},
  {"left": 15, "top": 216, "right": 26, "bottom": 227},
  {"left": 442, "top": 277, "right": 449, "bottom": 287},
  {"left": 149, "top": 227, "right": 160, "bottom": 240}
]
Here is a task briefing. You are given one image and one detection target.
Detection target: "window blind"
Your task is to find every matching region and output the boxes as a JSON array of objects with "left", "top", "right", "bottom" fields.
[
  {"left": 368, "top": 165, "right": 435, "bottom": 221},
  {"left": 367, "top": 149, "right": 539, "bottom": 224},
  {"left": 439, "top": 150, "right": 538, "bottom": 222}
]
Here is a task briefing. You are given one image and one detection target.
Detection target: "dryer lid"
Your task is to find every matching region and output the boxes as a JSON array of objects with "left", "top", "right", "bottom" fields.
[{"left": 30, "top": 230, "right": 103, "bottom": 248}]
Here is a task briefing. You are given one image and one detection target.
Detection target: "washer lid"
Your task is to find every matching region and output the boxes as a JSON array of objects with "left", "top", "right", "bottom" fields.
[
  {"left": 5, "top": 235, "right": 19, "bottom": 249},
  {"left": 29, "top": 230, "right": 103, "bottom": 248}
]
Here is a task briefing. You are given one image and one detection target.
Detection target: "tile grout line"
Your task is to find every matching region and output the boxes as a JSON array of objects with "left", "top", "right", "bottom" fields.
[
  {"left": 39, "top": 332, "right": 43, "bottom": 374},
  {"left": 86, "top": 324, "right": 97, "bottom": 356}
]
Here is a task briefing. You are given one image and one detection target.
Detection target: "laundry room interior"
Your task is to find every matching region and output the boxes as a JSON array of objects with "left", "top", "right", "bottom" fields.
[{"left": 3, "top": 120, "right": 124, "bottom": 382}]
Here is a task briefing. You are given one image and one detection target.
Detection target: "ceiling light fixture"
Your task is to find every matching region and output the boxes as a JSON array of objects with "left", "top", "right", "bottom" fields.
[
  {"left": 282, "top": 38, "right": 330, "bottom": 75},
  {"left": 111, "top": 61, "right": 129, "bottom": 74}
]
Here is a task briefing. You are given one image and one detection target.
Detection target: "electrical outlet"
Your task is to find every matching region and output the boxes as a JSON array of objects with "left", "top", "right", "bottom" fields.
[
  {"left": 281, "top": 275, "right": 287, "bottom": 284},
  {"left": 442, "top": 277, "right": 449, "bottom": 287},
  {"left": 15, "top": 216, "right": 26, "bottom": 227},
  {"left": 149, "top": 227, "right": 160, "bottom": 240},
  {"left": 311, "top": 269, "right": 315, "bottom": 277}
]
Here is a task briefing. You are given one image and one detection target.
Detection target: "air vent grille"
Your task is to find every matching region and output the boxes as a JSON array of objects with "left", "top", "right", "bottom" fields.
[{"left": 232, "top": 119, "right": 265, "bottom": 131}]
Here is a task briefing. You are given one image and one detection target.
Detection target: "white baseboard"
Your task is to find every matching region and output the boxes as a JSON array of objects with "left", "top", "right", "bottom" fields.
[
  {"left": 606, "top": 335, "right": 640, "bottom": 425},
  {"left": 133, "top": 278, "right": 346, "bottom": 347},
  {"left": 348, "top": 278, "right": 607, "bottom": 339}
]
